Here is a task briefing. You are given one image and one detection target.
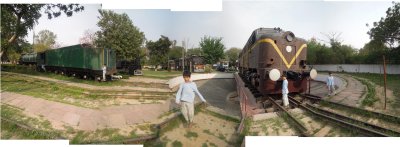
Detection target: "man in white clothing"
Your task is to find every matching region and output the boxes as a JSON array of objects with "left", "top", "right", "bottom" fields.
[
  {"left": 102, "top": 64, "right": 107, "bottom": 81},
  {"left": 326, "top": 72, "right": 336, "bottom": 96},
  {"left": 282, "top": 75, "right": 289, "bottom": 108}
]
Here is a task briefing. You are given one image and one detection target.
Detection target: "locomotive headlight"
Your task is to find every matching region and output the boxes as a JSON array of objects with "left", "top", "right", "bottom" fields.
[
  {"left": 310, "top": 69, "right": 318, "bottom": 79},
  {"left": 286, "top": 33, "right": 294, "bottom": 42},
  {"left": 286, "top": 46, "right": 292, "bottom": 53},
  {"left": 269, "top": 69, "right": 281, "bottom": 81}
]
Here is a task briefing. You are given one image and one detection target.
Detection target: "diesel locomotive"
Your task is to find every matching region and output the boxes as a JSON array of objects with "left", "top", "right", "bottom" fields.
[{"left": 238, "top": 28, "right": 317, "bottom": 95}]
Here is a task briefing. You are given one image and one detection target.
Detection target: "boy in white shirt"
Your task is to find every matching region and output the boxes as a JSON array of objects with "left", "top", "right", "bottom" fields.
[{"left": 175, "top": 71, "right": 207, "bottom": 128}]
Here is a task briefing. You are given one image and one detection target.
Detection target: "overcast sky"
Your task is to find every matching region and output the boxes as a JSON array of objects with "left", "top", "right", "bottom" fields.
[{"left": 26, "top": 0, "right": 393, "bottom": 50}]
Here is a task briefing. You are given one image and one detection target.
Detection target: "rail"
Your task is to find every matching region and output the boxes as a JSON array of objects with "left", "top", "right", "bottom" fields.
[
  {"left": 301, "top": 94, "right": 400, "bottom": 125},
  {"left": 266, "top": 96, "right": 310, "bottom": 137},
  {"left": 289, "top": 95, "right": 400, "bottom": 136}
]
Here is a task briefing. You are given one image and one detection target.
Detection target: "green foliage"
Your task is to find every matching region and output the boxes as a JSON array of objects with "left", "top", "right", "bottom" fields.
[
  {"left": 146, "top": 35, "right": 172, "bottom": 67},
  {"left": 368, "top": 2, "right": 400, "bottom": 48},
  {"left": 353, "top": 77, "right": 378, "bottom": 107},
  {"left": 204, "top": 64, "right": 213, "bottom": 73},
  {"left": 95, "top": 10, "right": 145, "bottom": 60},
  {"left": 199, "top": 36, "right": 225, "bottom": 64},
  {"left": 34, "top": 29, "right": 57, "bottom": 52},
  {"left": 1, "top": 4, "right": 84, "bottom": 61},
  {"left": 365, "top": 2, "right": 400, "bottom": 64},
  {"left": 187, "top": 48, "right": 204, "bottom": 56},
  {"left": 172, "top": 140, "right": 183, "bottom": 147},
  {"left": 169, "top": 46, "right": 184, "bottom": 60},
  {"left": 307, "top": 38, "right": 335, "bottom": 64},
  {"left": 307, "top": 38, "right": 363, "bottom": 64},
  {"left": 224, "top": 47, "right": 241, "bottom": 66},
  {"left": 202, "top": 142, "right": 208, "bottom": 147},
  {"left": 184, "top": 131, "right": 198, "bottom": 139},
  {"left": 350, "top": 73, "right": 400, "bottom": 108}
]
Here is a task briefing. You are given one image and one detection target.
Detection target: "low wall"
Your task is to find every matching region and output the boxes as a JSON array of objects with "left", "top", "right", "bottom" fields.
[{"left": 313, "top": 64, "right": 400, "bottom": 74}]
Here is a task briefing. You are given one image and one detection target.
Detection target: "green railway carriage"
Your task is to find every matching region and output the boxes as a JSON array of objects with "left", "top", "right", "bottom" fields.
[
  {"left": 19, "top": 53, "right": 37, "bottom": 65},
  {"left": 37, "top": 44, "right": 117, "bottom": 80}
]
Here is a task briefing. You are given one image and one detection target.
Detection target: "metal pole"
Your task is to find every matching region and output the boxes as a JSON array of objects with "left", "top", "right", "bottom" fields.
[
  {"left": 32, "top": 27, "right": 35, "bottom": 52},
  {"left": 383, "top": 55, "right": 387, "bottom": 110},
  {"left": 182, "top": 40, "right": 185, "bottom": 71},
  {"left": 308, "top": 78, "right": 311, "bottom": 94}
]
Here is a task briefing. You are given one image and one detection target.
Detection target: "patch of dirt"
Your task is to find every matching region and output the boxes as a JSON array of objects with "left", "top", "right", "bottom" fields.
[
  {"left": 159, "top": 112, "right": 240, "bottom": 147},
  {"left": 371, "top": 84, "right": 395, "bottom": 110},
  {"left": 122, "top": 77, "right": 167, "bottom": 84},
  {"left": 249, "top": 115, "right": 296, "bottom": 136}
]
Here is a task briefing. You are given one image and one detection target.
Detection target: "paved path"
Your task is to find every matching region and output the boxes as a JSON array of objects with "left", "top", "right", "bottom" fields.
[
  {"left": 0, "top": 78, "right": 238, "bottom": 131},
  {"left": 195, "top": 79, "right": 241, "bottom": 117},
  {"left": 310, "top": 74, "right": 345, "bottom": 98},
  {"left": 314, "top": 74, "right": 366, "bottom": 107},
  {"left": 1, "top": 92, "right": 173, "bottom": 131},
  {"left": 327, "top": 74, "right": 366, "bottom": 107},
  {"left": 2, "top": 72, "right": 170, "bottom": 92}
]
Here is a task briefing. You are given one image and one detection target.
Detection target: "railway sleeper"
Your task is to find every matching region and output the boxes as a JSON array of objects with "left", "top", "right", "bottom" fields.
[
  {"left": 289, "top": 96, "right": 394, "bottom": 137},
  {"left": 306, "top": 103, "right": 400, "bottom": 137}
]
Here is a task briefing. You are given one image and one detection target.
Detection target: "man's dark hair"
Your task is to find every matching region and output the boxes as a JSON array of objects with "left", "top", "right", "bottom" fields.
[
  {"left": 329, "top": 72, "right": 332, "bottom": 75},
  {"left": 183, "top": 71, "right": 191, "bottom": 77}
]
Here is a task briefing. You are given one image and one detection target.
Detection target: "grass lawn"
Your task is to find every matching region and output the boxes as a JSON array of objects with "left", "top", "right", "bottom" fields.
[
  {"left": 1, "top": 64, "right": 130, "bottom": 86},
  {"left": 1, "top": 72, "right": 111, "bottom": 108},
  {"left": 1, "top": 104, "right": 62, "bottom": 139},
  {"left": 142, "top": 70, "right": 182, "bottom": 79},
  {"left": 347, "top": 73, "right": 400, "bottom": 107}
]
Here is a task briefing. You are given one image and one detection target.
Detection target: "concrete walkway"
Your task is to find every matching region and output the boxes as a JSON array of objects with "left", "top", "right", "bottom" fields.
[
  {"left": 327, "top": 74, "right": 366, "bottom": 107},
  {"left": 0, "top": 76, "right": 239, "bottom": 131},
  {"left": 1, "top": 92, "right": 173, "bottom": 131},
  {"left": 314, "top": 74, "right": 366, "bottom": 107}
]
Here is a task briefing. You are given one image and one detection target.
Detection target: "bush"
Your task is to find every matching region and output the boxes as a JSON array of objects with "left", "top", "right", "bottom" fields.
[{"left": 205, "top": 64, "right": 213, "bottom": 73}]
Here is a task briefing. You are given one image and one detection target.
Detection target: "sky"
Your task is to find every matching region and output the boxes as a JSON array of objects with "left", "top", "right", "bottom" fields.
[{"left": 26, "top": 0, "right": 393, "bottom": 50}]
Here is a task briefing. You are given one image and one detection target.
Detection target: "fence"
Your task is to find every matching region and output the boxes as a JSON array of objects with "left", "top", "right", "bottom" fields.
[{"left": 312, "top": 64, "right": 400, "bottom": 74}]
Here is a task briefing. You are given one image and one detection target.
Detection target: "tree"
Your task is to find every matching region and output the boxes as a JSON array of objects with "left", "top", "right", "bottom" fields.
[
  {"left": 186, "top": 48, "right": 203, "bottom": 56},
  {"left": 225, "top": 47, "right": 241, "bottom": 66},
  {"left": 368, "top": 2, "right": 400, "bottom": 48},
  {"left": 367, "top": 2, "right": 400, "bottom": 63},
  {"left": 169, "top": 46, "right": 184, "bottom": 60},
  {"left": 95, "top": 10, "right": 145, "bottom": 60},
  {"left": 199, "top": 36, "right": 225, "bottom": 64},
  {"left": 79, "top": 29, "right": 97, "bottom": 47},
  {"left": 33, "top": 29, "right": 57, "bottom": 52},
  {"left": 146, "top": 35, "right": 172, "bottom": 69},
  {"left": 1, "top": 4, "right": 84, "bottom": 61}
]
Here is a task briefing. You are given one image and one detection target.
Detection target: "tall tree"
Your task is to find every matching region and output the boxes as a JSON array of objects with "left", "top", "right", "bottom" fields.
[
  {"left": 146, "top": 35, "right": 172, "bottom": 69},
  {"left": 367, "top": 2, "right": 400, "bottom": 63},
  {"left": 1, "top": 4, "right": 84, "bottom": 61},
  {"left": 95, "top": 10, "right": 145, "bottom": 60},
  {"left": 79, "top": 29, "right": 97, "bottom": 47},
  {"left": 368, "top": 2, "right": 400, "bottom": 48},
  {"left": 33, "top": 29, "right": 57, "bottom": 52},
  {"left": 169, "top": 46, "right": 184, "bottom": 60},
  {"left": 224, "top": 47, "right": 241, "bottom": 66},
  {"left": 199, "top": 36, "right": 225, "bottom": 64},
  {"left": 186, "top": 48, "right": 203, "bottom": 56}
]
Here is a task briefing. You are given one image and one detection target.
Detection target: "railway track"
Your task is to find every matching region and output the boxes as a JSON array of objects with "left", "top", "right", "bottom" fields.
[
  {"left": 301, "top": 94, "right": 400, "bottom": 125},
  {"left": 265, "top": 95, "right": 311, "bottom": 137},
  {"left": 289, "top": 95, "right": 400, "bottom": 137}
]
